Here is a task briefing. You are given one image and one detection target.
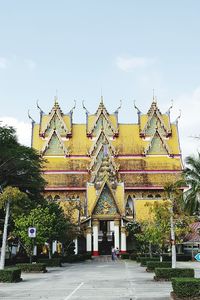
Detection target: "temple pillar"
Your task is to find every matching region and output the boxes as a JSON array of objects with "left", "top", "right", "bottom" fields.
[
  {"left": 73, "top": 238, "right": 78, "bottom": 254},
  {"left": 86, "top": 227, "right": 92, "bottom": 252},
  {"left": 121, "top": 227, "right": 127, "bottom": 253},
  {"left": 92, "top": 219, "right": 99, "bottom": 256},
  {"left": 114, "top": 219, "right": 120, "bottom": 249}
]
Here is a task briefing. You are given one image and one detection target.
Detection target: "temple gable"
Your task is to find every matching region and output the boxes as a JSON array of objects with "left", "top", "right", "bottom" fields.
[
  {"left": 42, "top": 130, "right": 69, "bottom": 156},
  {"left": 93, "top": 184, "right": 119, "bottom": 215}
]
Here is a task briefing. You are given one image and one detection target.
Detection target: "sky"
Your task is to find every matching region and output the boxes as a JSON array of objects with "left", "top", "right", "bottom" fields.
[{"left": 1, "top": 0, "right": 200, "bottom": 160}]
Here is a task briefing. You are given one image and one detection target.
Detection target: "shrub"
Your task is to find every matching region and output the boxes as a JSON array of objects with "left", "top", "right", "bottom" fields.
[
  {"left": 155, "top": 268, "right": 194, "bottom": 281},
  {"left": 140, "top": 257, "right": 160, "bottom": 266},
  {"left": 176, "top": 254, "right": 192, "bottom": 262},
  {"left": 17, "top": 263, "right": 47, "bottom": 273},
  {"left": 130, "top": 253, "right": 137, "bottom": 260},
  {"left": 0, "top": 268, "right": 22, "bottom": 282},
  {"left": 62, "top": 254, "right": 89, "bottom": 263},
  {"left": 121, "top": 253, "right": 130, "bottom": 259},
  {"left": 37, "top": 258, "right": 62, "bottom": 267},
  {"left": 172, "top": 278, "right": 200, "bottom": 298},
  {"left": 146, "top": 261, "right": 171, "bottom": 271}
]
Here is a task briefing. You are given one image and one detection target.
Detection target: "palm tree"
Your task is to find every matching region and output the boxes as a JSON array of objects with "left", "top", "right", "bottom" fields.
[{"left": 183, "top": 153, "right": 200, "bottom": 215}]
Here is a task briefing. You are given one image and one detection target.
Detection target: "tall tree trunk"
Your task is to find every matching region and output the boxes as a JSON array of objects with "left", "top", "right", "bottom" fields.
[
  {"left": 170, "top": 204, "right": 176, "bottom": 268},
  {"left": 0, "top": 201, "right": 10, "bottom": 270}
]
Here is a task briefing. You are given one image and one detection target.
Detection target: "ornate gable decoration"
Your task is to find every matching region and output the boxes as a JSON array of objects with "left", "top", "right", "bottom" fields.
[
  {"left": 42, "top": 129, "right": 69, "bottom": 156},
  {"left": 144, "top": 128, "right": 171, "bottom": 155},
  {"left": 140, "top": 100, "right": 171, "bottom": 137},
  {"left": 40, "top": 98, "right": 72, "bottom": 138},
  {"left": 87, "top": 97, "right": 119, "bottom": 137},
  {"left": 91, "top": 155, "right": 119, "bottom": 189},
  {"left": 88, "top": 129, "right": 117, "bottom": 157},
  {"left": 92, "top": 183, "right": 120, "bottom": 216}
]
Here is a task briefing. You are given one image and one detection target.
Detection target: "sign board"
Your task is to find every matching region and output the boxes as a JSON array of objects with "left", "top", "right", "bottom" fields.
[
  {"left": 195, "top": 253, "right": 200, "bottom": 262},
  {"left": 28, "top": 227, "right": 36, "bottom": 238}
]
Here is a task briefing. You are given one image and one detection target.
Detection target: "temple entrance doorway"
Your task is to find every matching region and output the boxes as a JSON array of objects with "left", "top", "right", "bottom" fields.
[{"left": 98, "top": 220, "right": 114, "bottom": 255}]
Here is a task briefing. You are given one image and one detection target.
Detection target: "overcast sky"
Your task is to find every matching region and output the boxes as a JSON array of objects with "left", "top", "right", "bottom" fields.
[{"left": 1, "top": 1, "right": 200, "bottom": 160}]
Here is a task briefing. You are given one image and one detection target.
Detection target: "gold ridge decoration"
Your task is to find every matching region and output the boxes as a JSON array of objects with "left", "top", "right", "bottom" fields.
[
  {"left": 87, "top": 97, "right": 119, "bottom": 137},
  {"left": 40, "top": 97, "right": 72, "bottom": 138},
  {"left": 140, "top": 100, "right": 172, "bottom": 137}
]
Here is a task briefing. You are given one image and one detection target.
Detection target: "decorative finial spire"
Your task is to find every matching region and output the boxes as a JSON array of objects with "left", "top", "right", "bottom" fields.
[
  {"left": 175, "top": 109, "right": 181, "bottom": 124},
  {"left": 82, "top": 100, "right": 90, "bottom": 114},
  {"left": 114, "top": 100, "right": 122, "bottom": 114},
  {"left": 36, "top": 100, "right": 44, "bottom": 115},
  {"left": 166, "top": 99, "right": 173, "bottom": 115},
  {"left": 100, "top": 95, "right": 103, "bottom": 104},
  {"left": 134, "top": 100, "right": 141, "bottom": 114},
  {"left": 69, "top": 100, "right": 76, "bottom": 114},
  {"left": 152, "top": 88, "right": 156, "bottom": 102},
  {"left": 28, "top": 110, "right": 35, "bottom": 124}
]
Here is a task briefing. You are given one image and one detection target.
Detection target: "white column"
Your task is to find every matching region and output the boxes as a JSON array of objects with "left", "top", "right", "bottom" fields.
[
  {"left": 92, "top": 220, "right": 99, "bottom": 256},
  {"left": 73, "top": 238, "right": 78, "bottom": 254},
  {"left": 114, "top": 220, "right": 120, "bottom": 249},
  {"left": 86, "top": 227, "right": 92, "bottom": 252},
  {"left": 121, "top": 227, "right": 127, "bottom": 253},
  {"left": 52, "top": 240, "right": 57, "bottom": 254}
]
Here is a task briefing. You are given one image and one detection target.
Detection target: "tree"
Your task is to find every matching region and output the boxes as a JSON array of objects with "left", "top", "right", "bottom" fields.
[
  {"left": 14, "top": 203, "right": 77, "bottom": 261},
  {"left": 0, "top": 186, "right": 30, "bottom": 269},
  {"left": 0, "top": 125, "right": 46, "bottom": 206},
  {"left": 183, "top": 153, "right": 200, "bottom": 215}
]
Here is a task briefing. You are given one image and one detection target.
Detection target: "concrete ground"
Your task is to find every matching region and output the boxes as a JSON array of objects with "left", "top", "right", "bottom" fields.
[{"left": 0, "top": 258, "right": 199, "bottom": 300}]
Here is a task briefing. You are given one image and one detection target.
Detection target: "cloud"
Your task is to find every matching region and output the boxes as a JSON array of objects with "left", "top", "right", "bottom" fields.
[
  {"left": 0, "top": 117, "right": 31, "bottom": 147},
  {"left": 171, "top": 87, "right": 200, "bottom": 159},
  {"left": 24, "top": 58, "right": 36, "bottom": 71},
  {"left": 116, "top": 56, "right": 155, "bottom": 71},
  {"left": 0, "top": 57, "right": 8, "bottom": 69}
]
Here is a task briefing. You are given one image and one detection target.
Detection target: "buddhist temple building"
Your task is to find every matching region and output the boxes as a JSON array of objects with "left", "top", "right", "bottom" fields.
[{"left": 31, "top": 96, "right": 183, "bottom": 255}]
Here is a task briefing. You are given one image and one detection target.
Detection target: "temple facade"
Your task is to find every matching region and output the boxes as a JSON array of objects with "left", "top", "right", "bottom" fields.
[{"left": 32, "top": 97, "right": 183, "bottom": 255}]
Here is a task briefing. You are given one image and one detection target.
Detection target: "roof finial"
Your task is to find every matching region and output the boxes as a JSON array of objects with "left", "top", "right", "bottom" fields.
[
  {"left": 36, "top": 100, "right": 44, "bottom": 114},
  {"left": 69, "top": 100, "right": 76, "bottom": 114},
  {"left": 134, "top": 100, "right": 141, "bottom": 114},
  {"left": 152, "top": 88, "right": 156, "bottom": 103},
  {"left": 175, "top": 109, "right": 181, "bottom": 124},
  {"left": 28, "top": 110, "right": 35, "bottom": 124},
  {"left": 166, "top": 99, "right": 173, "bottom": 115},
  {"left": 114, "top": 100, "right": 122, "bottom": 114},
  {"left": 82, "top": 100, "right": 90, "bottom": 114}
]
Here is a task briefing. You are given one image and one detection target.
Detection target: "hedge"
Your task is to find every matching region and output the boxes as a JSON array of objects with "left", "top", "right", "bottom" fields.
[
  {"left": 130, "top": 253, "right": 137, "bottom": 260},
  {"left": 171, "top": 278, "right": 200, "bottom": 299},
  {"left": 154, "top": 268, "right": 194, "bottom": 281},
  {"left": 121, "top": 253, "right": 130, "bottom": 259},
  {"left": 62, "top": 254, "right": 90, "bottom": 263},
  {"left": 37, "top": 258, "right": 62, "bottom": 267},
  {"left": 146, "top": 261, "right": 172, "bottom": 271},
  {"left": 17, "top": 263, "right": 47, "bottom": 273},
  {"left": 0, "top": 268, "right": 22, "bottom": 282},
  {"left": 140, "top": 257, "right": 160, "bottom": 266}
]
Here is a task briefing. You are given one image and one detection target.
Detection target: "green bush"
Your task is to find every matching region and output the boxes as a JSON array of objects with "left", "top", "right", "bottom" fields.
[
  {"left": 37, "top": 258, "right": 62, "bottom": 267},
  {"left": 155, "top": 268, "right": 194, "bottom": 281},
  {"left": 17, "top": 263, "right": 47, "bottom": 273},
  {"left": 176, "top": 254, "right": 192, "bottom": 261},
  {"left": 140, "top": 257, "right": 160, "bottom": 266},
  {"left": 146, "top": 261, "right": 171, "bottom": 271},
  {"left": 0, "top": 268, "right": 22, "bottom": 282},
  {"left": 172, "top": 278, "right": 200, "bottom": 298},
  {"left": 121, "top": 253, "right": 130, "bottom": 259},
  {"left": 62, "top": 254, "right": 89, "bottom": 263},
  {"left": 130, "top": 253, "right": 137, "bottom": 260}
]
